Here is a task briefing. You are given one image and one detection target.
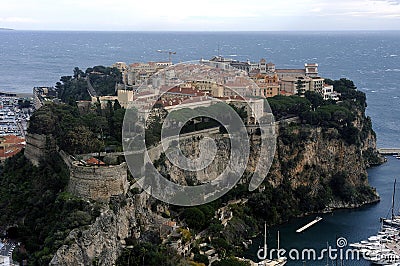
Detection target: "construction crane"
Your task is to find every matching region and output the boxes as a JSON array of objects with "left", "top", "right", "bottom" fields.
[{"left": 157, "top": 50, "right": 176, "bottom": 62}]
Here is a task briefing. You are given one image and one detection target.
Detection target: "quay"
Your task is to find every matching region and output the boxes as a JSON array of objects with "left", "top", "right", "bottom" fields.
[
  {"left": 296, "top": 217, "right": 322, "bottom": 233},
  {"left": 378, "top": 148, "right": 400, "bottom": 155}
]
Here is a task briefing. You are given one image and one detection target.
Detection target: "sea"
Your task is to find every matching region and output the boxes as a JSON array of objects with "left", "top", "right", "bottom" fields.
[{"left": 0, "top": 31, "right": 399, "bottom": 265}]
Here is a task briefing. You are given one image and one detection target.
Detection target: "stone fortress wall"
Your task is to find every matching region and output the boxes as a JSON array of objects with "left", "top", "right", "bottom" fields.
[
  {"left": 24, "top": 133, "right": 56, "bottom": 166},
  {"left": 24, "top": 133, "right": 129, "bottom": 202},
  {"left": 59, "top": 150, "right": 129, "bottom": 202}
]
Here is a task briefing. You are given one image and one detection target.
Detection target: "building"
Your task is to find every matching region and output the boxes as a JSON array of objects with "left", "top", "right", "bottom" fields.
[
  {"left": 210, "top": 57, "right": 275, "bottom": 75},
  {"left": 276, "top": 63, "right": 319, "bottom": 79},
  {"left": 279, "top": 76, "right": 325, "bottom": 96},
  {"left": 91, "top": 95, "right": 118, "bottom": 109},
  {"left": 251, "top": 73, "right": 280, "bottom": 98},
  {"left": 321, "top": 84, "right": 340, "bottom": 101},
  {"left": 305, "top": 63, "right": 319, "bottom": 77},
  {"left": 193, "top": 80, "right": 225, "bottom": 97},
  {"left": 117, "top": 89, "right": 134, "bottom": 108},
  {"left": 0, "top": 135, "right": 25, "bottom": 160},
  {"left": 33, "top": 87, "right": 58, "bottom": 110},
  {"left": 223, "top": 76, "right": 254, "bottom": 97},
  {"left": 222, "top": 96, "right": 264, "bottom": 125},
  {"left": 276, "top": 69, "right": 307, "bottom": 79},
  {"left": 126, "top": 61, "right": 172, "bottom": 86},
  {"left": 112, "top": 62, "right": 129, "bottom": 84},
  {"left": 279, "top": 76, "right": 310, "bottom": 95},
  {"left": 309, "top": 76, "right": 325, "bottom": 92}
]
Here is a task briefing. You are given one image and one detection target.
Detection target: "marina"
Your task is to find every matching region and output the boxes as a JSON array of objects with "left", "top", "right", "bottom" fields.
[
  {"left": 245, "top": 157, "right": 400, "bottom": 265},
  {"left": 0, "top": 94, "right": 31, "bottom": 138}
]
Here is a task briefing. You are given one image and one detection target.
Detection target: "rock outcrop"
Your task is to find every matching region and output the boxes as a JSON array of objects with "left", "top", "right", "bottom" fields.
[{"left": 49, "top": 192, "right": 154, "bottom": 266}]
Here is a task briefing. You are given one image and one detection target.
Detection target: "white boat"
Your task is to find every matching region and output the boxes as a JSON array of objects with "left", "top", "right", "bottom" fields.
[{"left": 257, "top": 224, "right": 287, "bottom": 266}]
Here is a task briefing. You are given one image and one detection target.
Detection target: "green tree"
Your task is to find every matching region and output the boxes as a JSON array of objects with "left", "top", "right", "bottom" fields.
[
  {"left": 114, "top": 99, "right": 122, "bottom": 110},
  {"left": 295, "top": 78, "right": 306, "bottom": 96},
  {"left": 182, "top": 207, "right": 206, "bottom": 231},
  {"left": 304, "top": 91, "right": 323, "bottom": 110}
]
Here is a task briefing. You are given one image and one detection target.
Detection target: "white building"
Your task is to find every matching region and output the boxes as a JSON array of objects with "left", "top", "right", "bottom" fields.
[{"left": 322, "top": 85, "right": 340, "bottom": 101}]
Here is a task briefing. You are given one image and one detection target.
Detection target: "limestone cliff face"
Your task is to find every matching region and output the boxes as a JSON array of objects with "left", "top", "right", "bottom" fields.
[
  {"left": 157, "top": 119, "right": 381, "bottom": 206},
  {"left": 49, "top": 192, "right": 155, "bottom": 266},
  {"left": 50, "top": 115, "right": 382, "bottom": 265},
  {"left": 50, "top": 199, "right": 134, "bottom": 266},
  {"left": 271, "top": 123, "right": 377, "bottom": 194}
]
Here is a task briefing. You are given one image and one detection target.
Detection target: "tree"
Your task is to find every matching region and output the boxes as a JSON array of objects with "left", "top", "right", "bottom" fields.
[
  {"left": 182, "top": 207, "right": 206, "bottom": 231},
  {"left": 64, "top": 125, "right": 102, "bottom": 154},
  {"left": 73, "top": 67, "right": 84, "bottom": 79},
  {"left": 194, "top": 254, "right": 209, "bottom": 265},
  {"left": 114, "top": 99, "right": 122, "bottom": 110},
  {"left": 295, "top": 78, "right": 306, "bottom": 96},
  {"left": 304, "top": 91, "right": 323, "bottom": 110}
]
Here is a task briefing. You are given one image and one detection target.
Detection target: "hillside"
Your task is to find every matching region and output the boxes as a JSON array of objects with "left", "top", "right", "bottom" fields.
[{"left": 0, "top": 73, "right": 383, "bottom": 265}]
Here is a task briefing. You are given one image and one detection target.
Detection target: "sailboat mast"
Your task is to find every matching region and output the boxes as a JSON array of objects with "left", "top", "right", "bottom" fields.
[
  {"left": 392, "top": 179, "right": 397, "bottom": 220},
  {"left": 264, "top": 222, "right": 267, "bottom": 257},
  {"left": 277, "top": 231, "right": 280, "bottom": 252}
]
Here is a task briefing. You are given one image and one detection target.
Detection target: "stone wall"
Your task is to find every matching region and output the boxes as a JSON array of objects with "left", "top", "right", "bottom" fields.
[
  {"left": 25, "top": 133, "right": 129, "bottom": 202},
  {"left": 67, "top": 160, "right": 129, "bottom": 202},
  {"left": 24, "top": 133, "right": 56, "bottom": 166},
  {"left": 60, "top": 150, "right": 129, "bottom": 202}
]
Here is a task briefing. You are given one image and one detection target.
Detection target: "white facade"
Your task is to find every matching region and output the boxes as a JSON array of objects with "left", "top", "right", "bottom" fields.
[{"left": 322, "top": 85, "right": 340, "bottom": 101}]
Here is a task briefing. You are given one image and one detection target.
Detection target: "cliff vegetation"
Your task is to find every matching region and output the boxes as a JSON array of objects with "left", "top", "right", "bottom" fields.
[{"left": 0, "top": 67, "right": 383, "bottom": 266}]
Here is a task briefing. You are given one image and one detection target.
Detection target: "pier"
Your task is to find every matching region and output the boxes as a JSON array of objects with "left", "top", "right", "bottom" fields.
[
  {"left": 378, "top": 148, "right": 400, "bottom": 155},
  {"left": 296, "top": 217, "right": 322, "bottom": 233}
]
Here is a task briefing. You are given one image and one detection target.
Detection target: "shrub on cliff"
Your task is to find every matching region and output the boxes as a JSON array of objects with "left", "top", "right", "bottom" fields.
[
  {"left": 0, "top": 152, "right": 97, "bottom": 265},
  {"left": 28, "top": 102, "right": 125, "bottom": 154}
]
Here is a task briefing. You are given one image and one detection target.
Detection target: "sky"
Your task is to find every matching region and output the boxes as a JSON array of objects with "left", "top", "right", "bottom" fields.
[{"left": 1, "top": 0, "right": 400, "bottom": 31}]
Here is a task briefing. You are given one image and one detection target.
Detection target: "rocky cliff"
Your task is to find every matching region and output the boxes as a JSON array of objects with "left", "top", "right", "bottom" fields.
[
  {"left": 49, "top": 192, "right": 157, "bottom": 266},
  {"left": 48, "top": 113, "right": 382, "bottom": 266},
  {"left": 154, "top": 118, "right": 381, "bottom": 206}
]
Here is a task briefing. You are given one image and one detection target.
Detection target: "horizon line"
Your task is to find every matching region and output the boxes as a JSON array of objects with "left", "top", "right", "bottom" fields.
[{"left": 2, "top": 29, "right": 400, "bottom": 33}]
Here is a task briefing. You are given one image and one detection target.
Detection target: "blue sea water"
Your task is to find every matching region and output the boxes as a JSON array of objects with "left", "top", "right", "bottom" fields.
[
  {"left": 0, "top": 31, "right": 400, "bottom": 264},
  {"left": 0, "top": 31, "right": 399, "bottom": 147}
]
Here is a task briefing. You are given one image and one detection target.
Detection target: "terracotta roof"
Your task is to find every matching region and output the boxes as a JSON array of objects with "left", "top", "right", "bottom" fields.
[
  {"left": 86, "top": 157, "right": 105, "bottom": 165},
  {"left": 0, "top": 135, "right": 25, "bottom": 159},
  {"left": 1, "top": 135, "right": 25, "bottom": 145},
  {"left": 167, "top": 86, "right": 207, "bottom": 96}
]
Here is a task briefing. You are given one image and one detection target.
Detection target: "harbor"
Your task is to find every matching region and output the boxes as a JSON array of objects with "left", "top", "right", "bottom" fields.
[
  {"left": 0, "top": 93, "right": 32, "bottom": 160},
  {"left": 245, "top": 156, "right": 400, "bottom": 265}
]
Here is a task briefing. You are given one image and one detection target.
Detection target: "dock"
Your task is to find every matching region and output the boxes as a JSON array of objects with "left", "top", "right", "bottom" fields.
[
  {"left": 296, "top": 217, "right": 322, "bottom": 233},
  {"left": 378, "top": 148, "right": 400, "bottom": 155}
]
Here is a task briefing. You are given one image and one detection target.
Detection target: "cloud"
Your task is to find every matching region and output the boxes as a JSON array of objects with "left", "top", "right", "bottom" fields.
[
  {"left": 0, "top": 17, "right": 38, "bottom": 23},
  {"left": 0, "top": 0, "right": 400, "bottom": 30}
]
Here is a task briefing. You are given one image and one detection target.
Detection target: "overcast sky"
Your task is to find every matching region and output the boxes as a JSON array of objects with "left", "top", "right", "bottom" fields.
[{"left": 1, "top": 0, "right": 400, "bottom": 31}]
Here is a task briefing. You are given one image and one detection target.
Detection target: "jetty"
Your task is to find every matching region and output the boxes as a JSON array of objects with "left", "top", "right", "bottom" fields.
[
  {"left": 296, "top": 217, "right": 322, "bottom": 233},
  {"left": 378, "top": 148, "right": 400, "bottom": 155}
]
